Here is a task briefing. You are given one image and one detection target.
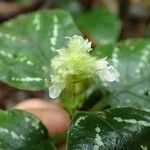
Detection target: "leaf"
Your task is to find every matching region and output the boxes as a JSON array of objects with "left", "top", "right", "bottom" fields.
[
  {"left": 0, "top": 109, "right": 56, "bottom": 149},
  {"left": 92, "top": 39, "right": 150, "bottom": 110},
  {"left": 67, "top": 107, "right": 150, "bottom": 150},
  {"left": 55, "top": 0, "right": 82, "bottom": 14},
  {"left": 75, "top": 8, "right": 122, "bottom": 44},
  {"left": 0, "top": 9, "right": 80, "bottom": 91}
]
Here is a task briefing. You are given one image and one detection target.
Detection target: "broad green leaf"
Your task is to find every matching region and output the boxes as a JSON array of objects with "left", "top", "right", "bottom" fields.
[
  {"left": 0, "top": 9, "right": 80, "bottom": 91},
  {"left": 0, "top": 109, "right": 56, "bottom": 149},
  {"left": 92, "top": 39, "right": 150, "bottom": 110},
  {"left": 67, "top": 107, "right": 150, "bottom": 150},
  {"left": 75, "top": 8, "right": 122, "bottom": 44},
  {"left": 55, "top": 0, "right": 82, "bottom": 14}
]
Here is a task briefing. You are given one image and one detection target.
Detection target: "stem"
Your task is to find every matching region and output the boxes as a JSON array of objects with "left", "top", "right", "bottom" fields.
[
  {"left": 60, "top": 79, "right": 94, "bottom": 116},
  {"left": 51, "top": 133, "right": 67, "bottom": 144},
  {"left": 60, "top": 82, "right": 85, "bottom": 117}
]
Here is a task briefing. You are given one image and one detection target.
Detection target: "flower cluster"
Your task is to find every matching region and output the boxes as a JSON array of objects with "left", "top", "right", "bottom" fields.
[{"left": 49, "top": 35, "right": 119, "bottom": 99}]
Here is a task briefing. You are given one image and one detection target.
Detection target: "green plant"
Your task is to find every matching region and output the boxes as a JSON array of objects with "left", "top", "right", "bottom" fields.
[{"left": 0, "top": 8, "right": 149, "bottom": 150}]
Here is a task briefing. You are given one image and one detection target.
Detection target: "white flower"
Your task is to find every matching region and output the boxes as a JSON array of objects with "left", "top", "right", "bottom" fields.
[
  {"left": 49, "top": 82, "right": 65, "bottom": 99},
  {"left": 96, "top": 58, "right": 119, "bottom": 82},
  {"left": 96, "top": 58, "right": 108, "bottom": 70},
  {"left": 67, "top": 35, "right": 92, "bottom": 52},
  {"left": 97, "top": 65, "right": 120, "bottom": 82},
  {"left": 49, "top": 35, "right": 119, "bottom": 99}
]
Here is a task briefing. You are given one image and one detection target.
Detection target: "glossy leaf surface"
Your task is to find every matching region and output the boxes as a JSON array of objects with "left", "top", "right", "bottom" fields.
[
  {"left": 92, "top": 39, "right": 150, "bottom": 110},
  {"left": 0, "top": 109, "right": 56, "bottom": 149},
  {"left": 67, "top": 107, "right": 150, "bottom": 150},
  {"left": 0, "top": 9, "right": 80, "bottom": 91}
]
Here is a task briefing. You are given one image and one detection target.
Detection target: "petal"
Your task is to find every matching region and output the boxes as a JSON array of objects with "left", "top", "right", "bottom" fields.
[
  {"left": 49, "top": 82, "right": 65, "bottom": 99},
  {"left": 67, "top": 35, "right": 92, "bottom": 52},
  {"left": 96, "top": 58, "right": 108, "bottom": 70},
  {"left": 99, "top": 66, "right": 119, "bottom": 82}
]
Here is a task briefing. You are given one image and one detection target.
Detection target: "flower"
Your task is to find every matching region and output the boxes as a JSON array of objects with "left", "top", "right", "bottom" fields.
[
  {"left": 96, "top": 58, "right": 120, "bottom": 82},
  {"left": 66, "top": 35, "right": 92, "bottom": 52},
  {"left": 49, "top": 82, "right": 65, "bottom": 99},
  {"left": 49, "top": 35, "right": 119, "bottom": 99}
]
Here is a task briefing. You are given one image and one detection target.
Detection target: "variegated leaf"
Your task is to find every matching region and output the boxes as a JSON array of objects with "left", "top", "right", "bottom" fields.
[
  {"left": 67, "top": 107, "right": 150, "bottom": 150},
  {"left": 0, "top": 9, "right": 80, "bottom": 90},
  {"left": 92, "top": 39, "right": 150, "bottom": 110},
  {"left": 0, "top": 109, "right": 56, "bottom": 149}
]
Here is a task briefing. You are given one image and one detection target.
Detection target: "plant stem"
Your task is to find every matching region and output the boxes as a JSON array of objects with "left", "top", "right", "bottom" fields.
[{"left": 51, "top": 133, "right": 67, "bottom": 144}]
